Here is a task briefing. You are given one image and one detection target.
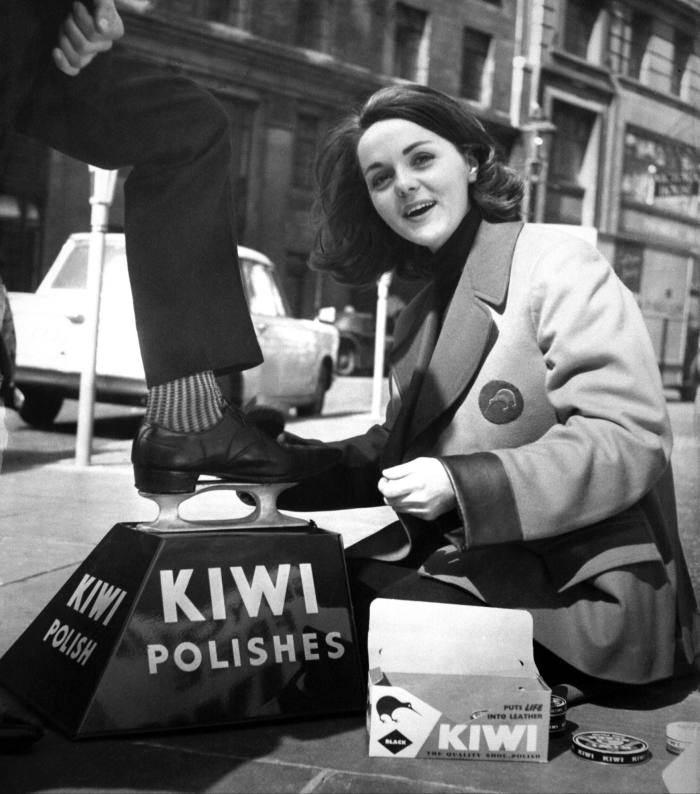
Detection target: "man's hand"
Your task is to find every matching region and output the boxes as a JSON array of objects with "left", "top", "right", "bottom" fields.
[
  {"left": 52, "top": 0, "right": 125, "bottom": 77},
  {"left": 378, "top": 457, "right": 457, "bottom": 521}
]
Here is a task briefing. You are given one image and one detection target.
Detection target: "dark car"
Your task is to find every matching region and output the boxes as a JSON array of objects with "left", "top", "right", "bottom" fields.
[{"left": 334, "top": 307, "right": 393, "bottom": 377}]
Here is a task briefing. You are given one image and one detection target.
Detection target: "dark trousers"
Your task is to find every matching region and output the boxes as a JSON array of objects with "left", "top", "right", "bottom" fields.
[{"left": 1, "top": 1, "right": 262, "bottom": 385}]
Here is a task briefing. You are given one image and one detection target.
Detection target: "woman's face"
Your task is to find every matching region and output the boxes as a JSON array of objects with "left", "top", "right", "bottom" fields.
[{"left": 357, "top": 118, "right": 475, "bottom": 252}]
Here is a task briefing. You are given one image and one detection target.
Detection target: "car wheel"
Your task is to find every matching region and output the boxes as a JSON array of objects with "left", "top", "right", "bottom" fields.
[
  {"left": 679, "top": 375, "right": 699, "bottom": 402},
  {"left": 18, "top": 388, "right": 63, "bottom": 428},
  {"left": 296, "top": 361, "right": 331, "bottom": 417},
  {"left": 336, "top": 339, "right": 357, "bottom": 376},
  {"left": 680, "top": 385, "right": 698, "bottom": 402},
  {"left": 679, "top": 356, "right": 699, "bottom": 402},
  {"left": 0, "top": 281, "right": 17, "bottom": 408}
]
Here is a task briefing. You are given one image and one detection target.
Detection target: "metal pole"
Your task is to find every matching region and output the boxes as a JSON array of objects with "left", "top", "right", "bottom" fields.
[
  {"left": 75, "top": 167, "right": 118, "bottom": 466},
  {"left": 371, "top": 271, "right": 392, "bottom": 420},
  {"left": 659, "top": 316, "right": 669, "bottom": 382}
]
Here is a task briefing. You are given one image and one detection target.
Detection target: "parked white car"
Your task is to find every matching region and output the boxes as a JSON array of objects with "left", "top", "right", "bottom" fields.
[{"left": 10, "top": 234, "right": 339, "bottom": 427}]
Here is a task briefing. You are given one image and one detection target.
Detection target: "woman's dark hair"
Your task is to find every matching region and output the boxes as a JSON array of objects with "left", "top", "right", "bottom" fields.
[{"left": 310, "top": 83, "right": 524, "bottom": 284}]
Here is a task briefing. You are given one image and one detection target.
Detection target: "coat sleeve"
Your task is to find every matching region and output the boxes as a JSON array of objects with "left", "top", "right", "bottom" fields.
[
  {"left": 276, "top": 382, "right": 406, "bottom": 510},
  {"left": 276, "top": 424, "right": 388, "bottom": 510},
  {"left": 440, "top": 235, "right": 672, "bottom": 548}
]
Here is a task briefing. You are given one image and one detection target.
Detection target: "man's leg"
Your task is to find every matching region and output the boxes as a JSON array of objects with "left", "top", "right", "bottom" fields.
[
  {"left": 20, "top": 57, "right": 261, "bottom": 383},
  {"left": 13, "top": 46, "right": 340, "bottom": 490}
]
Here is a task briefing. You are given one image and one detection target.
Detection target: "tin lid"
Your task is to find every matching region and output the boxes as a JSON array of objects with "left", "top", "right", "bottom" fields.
[
  {"left": 666, "top": 722, "right": 700, "bottom": 753},
  {"left": 550, "top": 694, "right": 567, "bottom": 715},
  {"left": 571, "top": 731, "right": 649, "bottom": 764}
]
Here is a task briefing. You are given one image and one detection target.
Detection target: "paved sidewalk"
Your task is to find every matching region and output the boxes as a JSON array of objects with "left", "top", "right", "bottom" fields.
[{"left": 1, "top": 387, "right": 699, "bottom": 793}]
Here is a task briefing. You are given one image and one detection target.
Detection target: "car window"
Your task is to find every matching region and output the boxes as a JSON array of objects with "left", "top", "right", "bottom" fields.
[
  {"left": 241, "top": 260, "right": 286, "bottom": 317},
  {"left": 50, "top": 239, "right": 127, "bottom": 290},
  {"left": 101, "top": 250, "right": 132, "bottom": 299},
  {"left": 50, "top": 244, "right": 89, "bottom": 288}
]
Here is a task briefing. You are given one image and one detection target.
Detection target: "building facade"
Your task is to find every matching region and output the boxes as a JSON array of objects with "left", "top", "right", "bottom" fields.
[
  {"left": 0, "top": 0, "right": 524, "bottom": 316},
  {"left": 528, "top": 0, "right": 700, "bottom": 395}
]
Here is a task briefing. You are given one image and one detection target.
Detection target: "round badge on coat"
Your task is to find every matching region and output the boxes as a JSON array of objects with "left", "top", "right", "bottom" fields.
[{"left": 478, "top": 380, "right": 524, "bottom": 424}]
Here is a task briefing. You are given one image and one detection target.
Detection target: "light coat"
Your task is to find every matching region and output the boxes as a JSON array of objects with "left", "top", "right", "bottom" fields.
[{"left": 285, "top": 221, "right": 699, "bottom": 683}]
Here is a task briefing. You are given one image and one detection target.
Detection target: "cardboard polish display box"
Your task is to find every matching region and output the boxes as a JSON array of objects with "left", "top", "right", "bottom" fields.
[{"left": 367, "top": 599, "right": 550, "bottom": 762}]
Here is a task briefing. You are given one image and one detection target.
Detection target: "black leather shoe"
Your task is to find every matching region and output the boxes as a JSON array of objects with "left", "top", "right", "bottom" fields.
[
  {"left": 244, "top": 404, "right": 286, "bottom": 439},
  {"left": 131, "top": 406, "right": 341, "bottom": 494}
]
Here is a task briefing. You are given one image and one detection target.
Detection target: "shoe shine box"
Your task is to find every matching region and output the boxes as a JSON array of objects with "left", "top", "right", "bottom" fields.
[{"left": 367, "top": 599, "right": 550, "bottom": 763}]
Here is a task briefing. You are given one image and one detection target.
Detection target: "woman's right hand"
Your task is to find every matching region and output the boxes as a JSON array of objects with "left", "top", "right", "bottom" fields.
[{"left": 378, "top": 457, "right": 456, "bottom": 521}]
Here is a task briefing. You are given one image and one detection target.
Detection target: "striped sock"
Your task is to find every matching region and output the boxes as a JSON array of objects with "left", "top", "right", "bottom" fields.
[{"left": 145, "top": 371, "right": 225, "bottom": 432}]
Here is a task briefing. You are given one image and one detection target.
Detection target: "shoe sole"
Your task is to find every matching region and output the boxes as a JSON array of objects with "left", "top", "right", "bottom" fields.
[{"left": 133, "top": 462, "right": 334, "bottom": 494}]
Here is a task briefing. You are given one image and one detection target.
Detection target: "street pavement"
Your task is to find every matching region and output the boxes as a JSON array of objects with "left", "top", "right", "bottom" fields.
[{"left": 0, "top": 378, "right": 699, "bottom": 793}]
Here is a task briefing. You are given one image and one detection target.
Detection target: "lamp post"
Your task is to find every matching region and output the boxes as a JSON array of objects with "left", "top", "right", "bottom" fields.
[
  {"left": 521, "top": 119, "right": 555, "bottom": 223},
  {"left": 75, "top": 166, "right": 118, "bottom": 467},
  {"left": 371, "top": 271, "right": 393, "bottom": 420}
]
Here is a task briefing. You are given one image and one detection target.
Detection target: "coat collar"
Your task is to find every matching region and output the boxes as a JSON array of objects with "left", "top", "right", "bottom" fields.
[{"left": 391, "top": 220, "right": 524, "bottom": 446}]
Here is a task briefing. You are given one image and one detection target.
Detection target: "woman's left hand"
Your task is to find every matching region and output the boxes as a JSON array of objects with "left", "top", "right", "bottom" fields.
[{"left": 378, "top": 457, "right": 456, "bottom": 520}]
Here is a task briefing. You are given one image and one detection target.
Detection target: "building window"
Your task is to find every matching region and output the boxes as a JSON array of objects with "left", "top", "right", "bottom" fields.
[
  {"left": 562, "top": 0, "right": 604, "bottom": 61},
  {"left": 545, "top": 100, "right": 598, "bottom": 225},
  {"left": 227, "top": 0, "right": 251, "bottom": 28},
  {"left": 671, "top": 30, "right": 693, "bottom": 98},
  {"left": 295, "top": 0, "right": 325, "bottom": 50},
  {"left": 293, "top": 114, "right": 321, "bottom": 190},
  {"left": 283, "top": 251, "right": 312, "bottom": 317},
  {"left": 627, "top": 11, "right": 651, "bottom": 80},
  {"left": 217, "top": 96, "right": 255, "bottom": 238},
  {"left": 202, "top": 0, "right": 233, "bottom": 23},
  {"left": 0, "top": 196, "right": 42, "bottom": 291},
  {"left": 0, "top": 131, "right": 49, "bottom": 290},
  {"left": 613, "top": 241, "right": 644, "bottom": 294},
  {"left": 162, "top": 0, "right": 194, "bottom": 16},
  {"left": 621, "top": 128, "right": 700, "bottom": 219},
  {"left": 460, "top": 27, "right": 493, "bottom": 103},
  {"left": 393, "top": 3, "right": 429, "bottom": 81},
  {"left": 193, "top": 0, "right": 250, "bottom": 26}
]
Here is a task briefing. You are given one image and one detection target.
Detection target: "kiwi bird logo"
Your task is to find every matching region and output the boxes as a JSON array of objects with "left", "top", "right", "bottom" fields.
[
  {"left": 479, "top": 380, "right": 523, "bottom": 424},
  {"left": 488, "top": 388, "right": 517, "bottom": 412},
  {"left": 376, "top": 695, "right": 421, "bottom": 723}
]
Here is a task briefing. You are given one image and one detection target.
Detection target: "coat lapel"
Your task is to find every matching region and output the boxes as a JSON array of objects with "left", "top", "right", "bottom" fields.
[
  {"left": 390, "top": 280, "right": 437, "bottom": 399},
  {"left": 380, "top": 282, "right": 438, "bottom": 468},
  {"left": 402, "top": 221, "right": 524, "bottom": 446}
]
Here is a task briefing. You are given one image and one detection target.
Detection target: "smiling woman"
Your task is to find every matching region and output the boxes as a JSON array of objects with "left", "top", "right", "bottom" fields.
[
  {"left": 282, "top": 83, "right": 700, "bottom": 701},
  {"left": 357, "top": 118, "right": 474, "bottom": 252},
  {"left": 310, "top": 83, "right": 522, "bottom": 286}
]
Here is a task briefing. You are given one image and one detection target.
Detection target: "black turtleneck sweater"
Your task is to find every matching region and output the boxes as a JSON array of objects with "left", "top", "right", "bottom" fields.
[{"left": 428, "top": 205, "right": 482, "bottom": 325}]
